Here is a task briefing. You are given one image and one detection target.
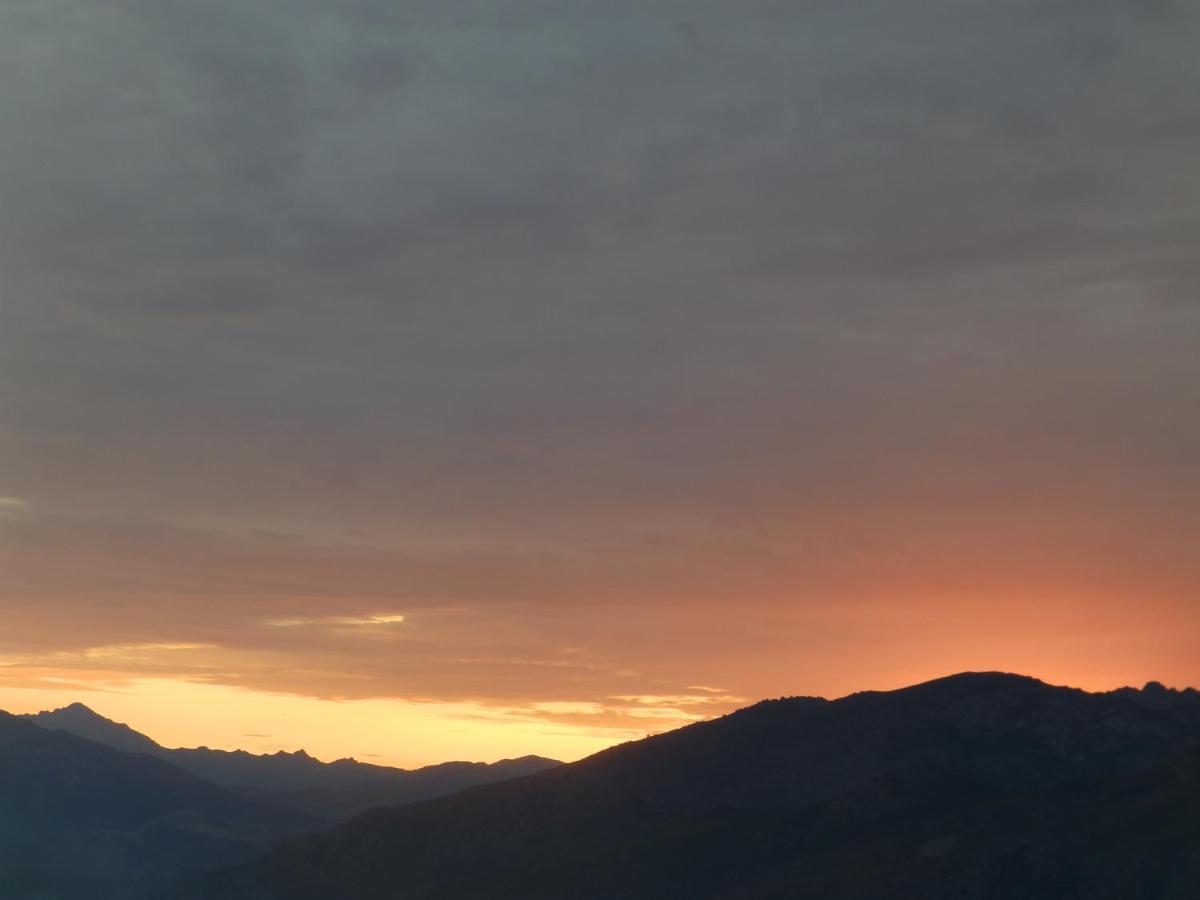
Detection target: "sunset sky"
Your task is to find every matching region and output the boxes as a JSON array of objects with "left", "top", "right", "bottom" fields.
[{"left": 2, "top": 1, "right": 1199, "bottom": 767}]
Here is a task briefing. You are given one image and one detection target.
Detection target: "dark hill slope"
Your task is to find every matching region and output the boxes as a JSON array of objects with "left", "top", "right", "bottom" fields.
[
  {"left": 0, "top": 711, "right": 306, "bottom": 900},
  {"left": 165, "top": 673, "right": 1200, "bottom": 900},
  {"left": 738, "top": 744, "right": 1200, "bottom": 900}
]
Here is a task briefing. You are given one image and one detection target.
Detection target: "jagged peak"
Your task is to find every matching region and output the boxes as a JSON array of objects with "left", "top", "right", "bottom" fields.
[
  {"left": 36, "top": 702, "right": 151, "bottom": 733},
  {"left": 49, "top": 701, "right": 106, "bottom": 718},
  {"left": 269, "top": 748, "right": 314, "bottom": 759}
]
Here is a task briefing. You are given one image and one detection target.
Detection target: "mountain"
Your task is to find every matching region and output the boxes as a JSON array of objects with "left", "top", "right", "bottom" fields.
[
  {"left": 246, "top": 755, "right": 563, "bottom": 823},
  {"left": 26, "top": 704, "right": 559, "bottom": 823},
  {"left": 0, "top": 710, "right": 307, "bottom": 900},
  {"left": 162, "top": 673, "right": 1200, "bottom": 900},
  {"left": 27, "top": 701, "right": 163, "bottom": 756}
]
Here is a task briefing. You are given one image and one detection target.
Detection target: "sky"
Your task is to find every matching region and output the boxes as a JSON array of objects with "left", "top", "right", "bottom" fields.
[{"left": 2, "top": 0, "right": 1199, "bottom": 767}]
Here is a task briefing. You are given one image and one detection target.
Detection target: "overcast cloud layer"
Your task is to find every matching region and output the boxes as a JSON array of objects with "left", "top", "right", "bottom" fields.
[{"left": 2, "top": 0, "right": 1200, "bottom": 732}]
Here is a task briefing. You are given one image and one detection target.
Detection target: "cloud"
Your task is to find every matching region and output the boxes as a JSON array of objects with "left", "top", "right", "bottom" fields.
[
  {"left": 0, "top": 0, "right": 1199, "bottom": 727},
  {"left": 81, "top": 643, "right": 215, "bottom": 659},
  {"left": 530, "top": 701, "right": 606, "bottom": 716},
  {"left": 611, "top": 693, "right": 745, "bottom": 707},
  {"left": 266, "top": 614, "right": 407, "bottom": 628}
]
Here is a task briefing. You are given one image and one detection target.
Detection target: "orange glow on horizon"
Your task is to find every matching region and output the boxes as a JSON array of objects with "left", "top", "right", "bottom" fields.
[{"left": 0, "top": 679, "right": 628, "bottom": 768}]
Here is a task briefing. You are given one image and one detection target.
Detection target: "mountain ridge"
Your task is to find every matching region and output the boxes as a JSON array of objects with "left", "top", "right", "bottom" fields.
[
  {"left": 160, "top": 672, "right": 1200, "bottom": 900},
  {"left": 0, "top": 709, "right": 308, "bottom": 899},
  {"left": 25, "top": 703, "right": 560, "bottom": 822}
]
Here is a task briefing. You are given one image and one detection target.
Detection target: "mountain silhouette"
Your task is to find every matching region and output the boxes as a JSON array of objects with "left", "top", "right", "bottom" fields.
[
  {"left": 27, "top": 702, "right": 163, "bottom": 756},
  {"left": 0, "top": 710, "right": 308, "bottom": 900},
  {"left": 161, "top": 673, "right": 1200, "bottom": 900},
  {"left": 26, "top": 704, "right": 559, "bottom": 823}
]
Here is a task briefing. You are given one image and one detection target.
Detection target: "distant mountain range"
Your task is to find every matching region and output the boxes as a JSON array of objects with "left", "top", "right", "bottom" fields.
[
  {"left": 3, "top": 703, "right": 558, "bottom": 899},
  {"left": 25, "top": 703, "right": 560, "bottom": 823},
  {"left": 7, "top": 674, "right": 1200, "bottom": 899},
  {"left": 0, "top": 709, "right": 305, "bottom": 899},
  {"left": 159, "top": 673, "right": 1200, "bottom": 900}
]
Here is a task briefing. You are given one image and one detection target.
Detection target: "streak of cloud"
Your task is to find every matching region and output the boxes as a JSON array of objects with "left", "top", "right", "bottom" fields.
[{"left": 1, "top": 1, "right": 1199, "bottom": 757}]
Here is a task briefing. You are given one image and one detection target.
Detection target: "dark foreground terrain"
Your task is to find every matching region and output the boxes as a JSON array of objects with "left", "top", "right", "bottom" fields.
[
  {"left": 1, "top": 706, "right": 556, "bottom": 899},
  {"left": 26, "top": 703, "right": 558, "bottom": 823},
  {"left": 0, "top": 711, "right": 304, "bottom": 900},
  {"left": 162, "top": 673, "right": 1200, "bottom": 900}
]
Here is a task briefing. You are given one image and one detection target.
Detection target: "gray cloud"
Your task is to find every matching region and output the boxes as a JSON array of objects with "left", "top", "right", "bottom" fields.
[{"left": 2, "top": 0, "right": 1199, "bottom": 705}]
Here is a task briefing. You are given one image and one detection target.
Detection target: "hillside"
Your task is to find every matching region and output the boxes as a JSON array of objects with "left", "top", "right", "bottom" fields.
[
  {"left": 0, "top": 711, "right": 306, "bottom": 900},
  {"left": 163, "top": 673, "right": 1200, "bottom": 899},
  {"left": 27, "top": 704, "right": 559, "bottom": 822}
]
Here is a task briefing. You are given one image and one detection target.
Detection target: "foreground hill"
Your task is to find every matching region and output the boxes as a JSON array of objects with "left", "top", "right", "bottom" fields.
[
  {"left": 0, "top": 711, "right": 306, "bottom": 900},
  {"left": 27, "top": 703, "right": 559, "bottom": 822},
  {"left": 164, "top": 673, "right": 1200, "bottom": 900}
]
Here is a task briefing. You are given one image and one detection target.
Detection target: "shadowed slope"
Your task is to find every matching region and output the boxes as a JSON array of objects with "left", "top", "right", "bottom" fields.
[
  {"left": 0, "top": 711, "right": 307, "bottom": 900},
  {"left": 165, "top": 673, "right": 1200, "bottom": 900},
  {"left": 26, "top": 705, "right": 559, "bottom": 822}
]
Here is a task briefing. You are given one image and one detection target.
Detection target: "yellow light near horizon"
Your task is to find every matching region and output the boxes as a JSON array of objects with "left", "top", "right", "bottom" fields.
[{"left": 0, "top": 678, "right": 625, "bottom": 767}]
